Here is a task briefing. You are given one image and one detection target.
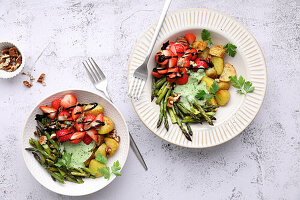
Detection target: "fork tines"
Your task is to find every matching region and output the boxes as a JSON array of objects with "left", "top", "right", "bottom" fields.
[{"left": 128, "top": 77, "right": 146, "bottom": 100}]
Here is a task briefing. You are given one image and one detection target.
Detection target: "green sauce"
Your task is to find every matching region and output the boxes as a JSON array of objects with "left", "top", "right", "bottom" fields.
[
  {"left": 61, "top": 141, "right": 95, "bottom": 168},
  {"left": 173, "top": 69, "right": 208, "bottom": 108}
]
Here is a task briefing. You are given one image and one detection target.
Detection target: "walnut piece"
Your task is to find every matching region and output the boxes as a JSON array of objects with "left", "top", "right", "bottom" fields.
[{"left": 23, "top": 81, "right": 32, "bottom": 88}]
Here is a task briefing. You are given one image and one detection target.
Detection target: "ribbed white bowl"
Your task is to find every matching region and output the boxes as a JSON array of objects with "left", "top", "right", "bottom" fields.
[
  {"left": 22, "top": 90, "right": 130, "bottom": 196},
  {"left": 127, "top": 8, "right": 267, "bottom": 148}
]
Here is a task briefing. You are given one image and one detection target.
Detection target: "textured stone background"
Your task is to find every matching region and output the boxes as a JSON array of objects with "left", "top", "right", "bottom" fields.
[{"left": 0, "top": 0, "right": 299, "bottom": 199}]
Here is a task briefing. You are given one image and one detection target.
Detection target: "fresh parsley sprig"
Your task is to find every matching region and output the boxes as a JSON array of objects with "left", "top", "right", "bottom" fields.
[
  {"left": 201, "top": 29, "right": 213, "bottom": 45},
  {"left": 195, "top": 81, "right": 220, "bottom": 103},
  {"left": 229, "top": 75, "right": 255, "bottom": 95},
  {"left": 54, "top": 152, "right": 72, "bottom": 169},
  {"left": 95, "top": 153, "right": 122, "bottom": 180},
  {"left": 224, "top": 43, "right": 237, "bottom": 57}
]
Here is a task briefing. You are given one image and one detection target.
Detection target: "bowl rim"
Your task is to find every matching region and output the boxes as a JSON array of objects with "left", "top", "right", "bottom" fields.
[
  {"left": 0, "top": 40, "right": 25, "bottom": 79},
  {"left": 21, "top": 89, "right": 130, "bottom": 196},
  {"left": 127, "top": 8, "right": 267, "bottom": 148}
]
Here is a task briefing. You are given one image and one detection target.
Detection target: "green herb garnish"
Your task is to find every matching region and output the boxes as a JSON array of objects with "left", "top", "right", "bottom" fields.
[
  {"left": 229, "top": 75, "right": 255, "bottom": 95},
  {"left": 224, "top": 43, "right": 237, "bottom": 57},
  {"left": 201, "top": 29, "right": 213, "bottom": 45},
  {"left": 95, "top": 153, "right": 107, "bottom": 164},
  {"left": 54, "top": 152, "right": 72, "bottom": 169},
  {"left": 196, "top": 81, "right": 220, "bottom": 103},
  {"left": 98, "top": 167, "right": 111, "bottom": 180},
  {"left": 111, "top": 161, "right": 122, "bottom": 176}
]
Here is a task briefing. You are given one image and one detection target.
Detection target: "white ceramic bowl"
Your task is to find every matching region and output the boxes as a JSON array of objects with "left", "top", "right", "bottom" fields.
[
  {"left": 128, "top": 8, "right": 267, "bottom": 148},
  {"left": 0, "top": 41, "right": 25, "bottom": 79},
  {"left": 22, "top": 90, "right": 130, "bottom": 196}
]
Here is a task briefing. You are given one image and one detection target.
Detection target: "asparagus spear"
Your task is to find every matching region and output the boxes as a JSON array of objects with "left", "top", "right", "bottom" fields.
[
  {"left": 174, "top": 103, "right": 193, "bottom": 136},
  {"left": 157, "top": 81, "right": 168, "bottom": 96},
  {"left": 156, "top": 82, "right": 171, "bottom": 104},
  {"left": 168, "top": 107, "right": 177, "bottom": 124},
  {"left": 45, "top": 131, "right": 60, "bottom": 150},
  {"left": 157, "top": 101, "right": 164, "bottom": 128},
  {"left": 193, "top": 101, "right": 213, "bottom": 125},
  {"left": 177, "top": 103, "right": 202, "bottom": 121},
  {"left": 25, "top": 147, "right": 56, "bottom": 161},
  {"left": 155, "top": 77, "right": 167, "bottom": 89},
  {"left": 163, "top": 89, "right": 172, "bottom": 131},
  {"left": 172, "top": 106, "right": 191, "bottom": 141},
  {"left": 151, "top": 77, "right": 156, "bottom": 101}
]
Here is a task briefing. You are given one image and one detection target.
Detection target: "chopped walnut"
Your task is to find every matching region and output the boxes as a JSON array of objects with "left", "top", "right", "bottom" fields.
[
  {"left": 39, "top": 136, "right": 47, "bottom": 145},
  {"left": 167, "top": 96, "right": 174, "bottom": 108},
  {"left": 0, "top": 46, "right": 22, "bottom": 72},
  {"left": 50, "top": 133, "right": 56, "bottom": 139},
  {"left": 34, "top": 130, "right": 39, "bottom": 136},
  {"left": 23, "top": 81, "right": 32, "bottom": 88},
  {"left": 172, "top": 93, "right": 181, "bottom": 103},
  {"left": 105, "top": 146, "right": 112, "bottom": 154},
  {"left": 37, "top": 73, "right": 45, "bottom": 83}
]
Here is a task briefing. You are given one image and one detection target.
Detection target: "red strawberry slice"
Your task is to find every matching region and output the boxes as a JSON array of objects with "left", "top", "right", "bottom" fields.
[
  {"left": 72, "top": 106, "right": 83, "bottom": 120},
  {"left": 152, "top": 71, "right": 163, "bottom": 78},
  {"left": 83, "top": 114, "right": 96, "bottom": 130},
  {"left": 155, "top": 50, "right": 172, "bottom": 66},
  {"left": 70, "top": 131, "right": 85, "bottom": 144},
  {"left": 58, "top": 111, "right": 71, "bottom": 121},
  {"left": 194, "top": 58, "right": 208, "bottom": 71},
  {"left": 166, "top": 42, "right": 175, "bottom": 50},
  {"left": 175, "top": 73, "right": 189, "bottom": 85},
  {"left": 177, "top": 57, "right": 190, "bottom": 68},
  {"left": 90, "top": 113, "right": 104, "bottom": 128},
  {"left": 169, "top": 43, "right": 185, "bottom": 58},
  {"left": 83, "top": 134, "right": 93, "bottom": 145},
  {"left": 56, "top": 129, "right": 73, "bottom": 142},
  {"left": 40, "top": 106, "right": 57, "bottom": 120},
  {"left": 51, "top": 98, "right": 62, "bottom": 110},
  {"left": 60, "top": 94, "right": 77, "bottom": 109},
  {"left": 184, "top": 33, "right": 196, "bottom": 45},
  {"left": 168, "top": 57, "right": 178, "bottom": 68},
  {"left": 86, "top": 128, "right": 98, "bottom": 142},
  {"left": 75, "top": 122, "right": 84, "bottom": 131},
  {"left": 185, "top": 48, "right": 197, "bottom": 60}
]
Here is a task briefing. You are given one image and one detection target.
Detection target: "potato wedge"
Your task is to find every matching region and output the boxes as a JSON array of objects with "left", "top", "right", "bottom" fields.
[
  {"left": 205, "top": 67, "right": 218, "bottom": 79},
  {"left": 84, "top": 104, "right": 104, "bottom": 116},
  {"left": 211, "top": 56, "right": 224, "bottom": 75},
  {"left": 217, "top": 82, "right": 230, "bottom": 90},
  {"left": 219, "top": 62, "right": 237, "bottom": 82},
  {"left": 209, "top": 45, "right": 225, "bottom": 58},
  {"left": 192, "top": 41, "right": 208, "bottom": 51},
  {"left": 198, "top": 47, "right": 210, "bottom": 60},
  {"left": 89, "top": 159, "right": 106, "bottom": 177},
  {"left": 201, "top": 76, "right": 214, "bottom": 91},
  {"left": 215, "top": 90, "right": 230, "bottom": 106},
  {"left": 95, "top": 143, "right": 107, "bottom": 157},
  {"left": 98, "top": 116, "right": 114, "bottom": 135},
  {"left": 104, "top": 138, "right": 119, "bottom": 157}
]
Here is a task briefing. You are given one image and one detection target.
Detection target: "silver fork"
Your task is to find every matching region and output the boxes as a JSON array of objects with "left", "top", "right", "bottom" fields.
[
  {"left": 83, "top": 57, "right": 148, "bottom": 171},
  {"left": 128, "top": 0, "right": 172, "bottom": 100}
]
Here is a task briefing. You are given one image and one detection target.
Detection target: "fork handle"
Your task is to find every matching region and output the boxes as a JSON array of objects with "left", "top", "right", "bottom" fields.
[{"left": 145, "top": 0, "right": 172, "bottom": 62}]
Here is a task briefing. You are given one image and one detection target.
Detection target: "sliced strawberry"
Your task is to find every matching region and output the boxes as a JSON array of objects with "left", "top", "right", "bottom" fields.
[
  {"left": 168, "top": 67, "right": 179, "bottom": 73},
  {"left": 51, "top": 98, "right": 62, "bottom": 110},
  {"left": 56, "top": 129, "right": 73, "bottom": 142},
  {"left": 155, "top": 51, "right": 169, "bottom": 65},
  {"left": 194, "top": 58, "right": 208, "bottom": 71},
  {"left": 90, "top": 113, "right": 104, "bottom": 128},
  {"left": 179, "top": 67, "right": 187, "bottom": 74},
  {"left": 83, "top": 134, "right": 93, "bottom": 145},
  {"left": 72, "top": 106, "right": 83, "bottom": 120},
  {"left": 83, "top": 114, "right": 96, "bottom": 130},
  {"left": 58, "top": 111, "right": 71, "bottom": 121},
  {"left": 70, "top": 131, "right": 85, "bottom": 144},
  {"left": 170, "top": 43, "right": 185, "bottom": 58},
  {"left": 168, "top": 57, "right": 178, "bottom": 68},
  {"left": 166, "top": 42, "right": 175, "bottom": 50},
  {"left": 60, "top": 94, "right": 77, "bottom": 109},
  {"left": 40, "top": 106, "right": 57, "bottom": 119},
  {"left": 152, "top": 71, "right": 163, "bottom": 78},
  {"left": 86, "top": 128, "right": 98, "bottom": 142},
  {"left": 184, "top": 33, "right": 196, "bottom": 45},
  {"left": 75, "top": 122, "right": 84, "bottom": 131},
  {"left": 175, "top": 73, "right": 189, "bottom": 85},
  {"left": 185, "top": 48, "right": 197, "bottom": 60}
]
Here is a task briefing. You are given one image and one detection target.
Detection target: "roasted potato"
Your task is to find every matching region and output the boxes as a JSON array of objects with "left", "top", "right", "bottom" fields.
[
  {"left": 211, "top": 56, "right": 224, "bottom": 75},
  {"left": 98, "top": 116, "right": 114, "bottom": 135},
  {"left": 207, "top": 97, "right": 218, "bottom": 111},
  {"left": 84, "top": 104, "right": 104, "bottom": 116},
  {"left": 198, "top": 47, "right": 210, "bottom": 60},
  {"left": 95, "top": 143, "right": 107, "bottom": 157},
  {"left": 209, "top": 45, "right": 225, "bottom": 58},
  {"left": 215, "top": 90, "right": 230, "bottom": 106},
  {"left": 104, "top": 138, "right": 119, "bottom": 157},
  {"left": 89, "top": 159, "right": 106, "bottom": 177},
  {"left": 192, "top": 41, "right": 208, "bottom": 51},
  {"left": 205, "top": 67, "right": 218, "bottom": 79},
  {"left": 219, "top": 62, "right": 237, "bottom": 82},
  {"left": 201, "top": 76, "right": 214, "bottom": 91},
  {"left": 217, "top": 82, "right": 230, "bottom": 90}
]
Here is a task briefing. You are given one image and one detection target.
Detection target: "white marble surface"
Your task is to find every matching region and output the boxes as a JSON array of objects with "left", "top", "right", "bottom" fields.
[{"left": 0, "top": 0, "right": 299, "bottom": 199}]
